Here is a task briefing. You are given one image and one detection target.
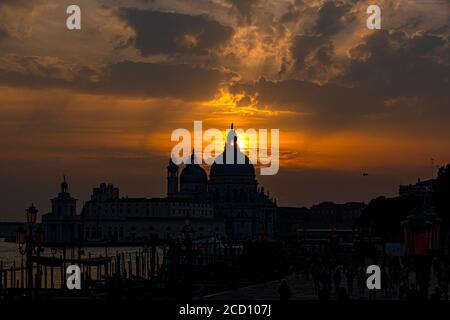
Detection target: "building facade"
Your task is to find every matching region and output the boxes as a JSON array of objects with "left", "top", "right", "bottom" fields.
[{"left": 42, "top": 125, "right": 277, "bottom": 244}]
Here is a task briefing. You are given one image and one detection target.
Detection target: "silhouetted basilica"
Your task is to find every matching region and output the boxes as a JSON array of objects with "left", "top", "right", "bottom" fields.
[{"left": 42, "top": 125, "right": 277, "bottom": 244}]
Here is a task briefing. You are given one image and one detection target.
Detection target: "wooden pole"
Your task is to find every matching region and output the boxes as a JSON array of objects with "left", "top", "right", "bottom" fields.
[
  {"left": 3, "top": 263, "right": 7, "bottom": 289},
  {"left": 128, "top": 253, "right": 132, "bottom": 278},
  {"left": 13, "top": 260, "right": 16, "bottom": 288},
  {"left": 10, "top": 266, "right": 13, "bottom": 288},
  {"left": 121, "top": 252, "right": 125, "bottom": 276},
  {"left": 63, "top": 247, "right": 66, "bottom": 286},
  {"left": 21, "top": 258, "right": 24, "bottom": 288},
  {"left": 0, "top": 260, "right": 3, "bottom": 290},
  {"left": 44, "top": 265, "right": 47, "bottom": 289},
  {"left": 135, "top": 251, "right": 139, "bottom": 278},
  {"left": 3, "top": 264, "right": 7, "bottom": 289},
  {"left": 60, "top": 255, "right": 64, "bottom": 289}
]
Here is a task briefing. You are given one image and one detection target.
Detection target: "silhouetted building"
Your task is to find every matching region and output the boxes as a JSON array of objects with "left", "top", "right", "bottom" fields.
[
  {"left": 41, "top": 176, "right": 80, "bottom": 243},
  {"left": 276, "top": 202, "right": 366, "bottom": 239},
  {"left": 207, "top": 126, "right": 277, "bottom": 240},
  {"left": 276, "top": 207, "right": 310, "bottom": 239},
  {"left": 42, "top": 180, "right": 225, "bottom": 244},
  {"left": 42, "top": 124, "right": 277, "bottom": 243},
  {"left": 399, "top": 178, "right": 436, "bottom": 208},
  {"left": 309, "top": 202, "right": 365, "bottom": 228}
]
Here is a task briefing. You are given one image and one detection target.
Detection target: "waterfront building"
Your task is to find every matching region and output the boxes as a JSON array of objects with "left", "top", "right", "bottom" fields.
[{"left": 42, "top": 125, "right": 277, "bottom": 244}]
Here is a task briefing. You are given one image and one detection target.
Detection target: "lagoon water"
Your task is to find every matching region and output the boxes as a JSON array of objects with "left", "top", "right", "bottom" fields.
[
  {"left": 0, "top": 241, "right": 164, "bottom": 288},
  {"left": 0, "top": 241, "right": 159, "bottom": 268}
]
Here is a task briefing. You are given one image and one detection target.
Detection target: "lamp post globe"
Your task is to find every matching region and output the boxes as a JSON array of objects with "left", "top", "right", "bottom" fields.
[
  {"left": 26, "top": 203, "right": 38, "bottom": 225},
  {"left": 16, "top": 226, "right": 26, "bottom": 245}
]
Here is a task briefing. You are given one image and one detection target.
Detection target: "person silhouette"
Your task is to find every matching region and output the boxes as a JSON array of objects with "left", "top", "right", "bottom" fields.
[{"left": 278, "top": 279, "right": 291, "bottom": 301}]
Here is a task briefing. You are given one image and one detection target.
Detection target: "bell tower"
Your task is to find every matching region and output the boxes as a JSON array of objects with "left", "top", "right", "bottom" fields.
[
  {"left": 52, "top": 176, "right": 77, "bottom": 216},
  {"left": 167, "top": 158, "right": 179, "bottom": 197}
]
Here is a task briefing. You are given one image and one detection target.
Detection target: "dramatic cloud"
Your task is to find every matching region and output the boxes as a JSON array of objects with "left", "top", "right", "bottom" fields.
[
  {"left": 0, "top": 0, "right": 43, "bottom": 40},
  {"left": 90, "top": 61, "right": 233, "bottom": 100},
  {"left": 290, "top": 35, "right": 336, "bottom": 82},
  {"left": 0, "top": 0, "right": 32, "bottom": 5},
  {"left": 313, "top": 0, "right": 355, "bottom": 36},
  {"left": 340, "top": 30, "right": 449, "bottom": 105},
  {"left": 0, "top": 57, "right": 233, "bottom": 101},
  {"left": 230, "top": 77, "right": 373, "bottom": 130},
  {"left": 117, "top": 8, "right": 234, "bottom": 56},
  {"left": 0, "top": 27, "right": 8, "bottom": 41},
  {"left": 1, "top": 0, "right": 450, "bottom": 219},
  {"left": 231, "top": 28, "right": 450, "bottom": 131},
  {"left": 226, "top": 0, "right": 260, "bottom": 25}
]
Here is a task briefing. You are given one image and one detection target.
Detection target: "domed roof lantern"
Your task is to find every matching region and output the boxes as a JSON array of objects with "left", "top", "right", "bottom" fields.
[
  {"left": 190, "top": 148, "right": 197, "bottom": 164},
  {"left": 61, "top": 175, "right": 68, "bottom": 193}
]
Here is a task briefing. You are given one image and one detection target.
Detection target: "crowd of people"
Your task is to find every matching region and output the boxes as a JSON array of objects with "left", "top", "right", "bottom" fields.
[{"left": 278, "top": 255, "right": 450, "bottom": 301}]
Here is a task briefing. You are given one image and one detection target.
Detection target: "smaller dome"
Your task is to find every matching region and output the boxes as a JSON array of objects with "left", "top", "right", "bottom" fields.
[
  {"left": 180, "top": 151, "right": 207, "bottom": 185},
  {"left": 180, "top": 165, "right": 207, "bottom": 184}
]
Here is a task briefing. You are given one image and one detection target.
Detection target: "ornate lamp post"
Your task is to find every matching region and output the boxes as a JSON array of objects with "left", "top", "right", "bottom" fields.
[
  {"left": 402, "top": 206, "right": 441, "bottom": 299},
  {"left": 181, "top": 216, "right": 194, "bottom": 299},
  {"left": 15, "top": 204, "right": 43, "bottom": 295}
]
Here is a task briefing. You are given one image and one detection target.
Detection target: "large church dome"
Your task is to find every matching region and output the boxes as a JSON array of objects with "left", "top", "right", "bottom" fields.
[
  {"left": 210, "top": 124, "right": 255, "bottom": 178},
  {"left": 210, "top": 152, "right": 255, "bottom": 178}
]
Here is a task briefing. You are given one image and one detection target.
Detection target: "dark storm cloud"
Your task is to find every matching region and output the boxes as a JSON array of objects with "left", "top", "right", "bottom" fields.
[
  {"left": 0, "top": 0, "right": 29, "bottom": 5},
  {"left": 0, "top": 0, "right": 43, "bottom": 41},
  {"left": 226, "top": 0, "right": 259, "bottom": 25},
  {"left": 0, "top": 59, "right": 232, "bottom": 101},
  {"left": 0, "top": 27, "right": 8, "bottom": 41},
  {"left": 313, "top": 0, "right": 355, "bottom": 36},
  {"left": 279, "top": 2, "right": 301, "bottom": 25},
  {"left": 290, "top": 35, "right": 335, "bottom": 79},
  {"left": 230, "top": 77, "right": 373, "bottom": 129},
  {"left": 88, "top": 61, "right": 232, "bottom": 100},
  {"left": 292, "top": 35, "right": 326, "bottom": 64},
  {"left": 231, "top": 29, "right": 450, "bottom": 130},
  {"left": 117, "top": 8, "right": 234, "bottom": 56},
  {"left": 340, "top": 30, "right": 449, "bottom": 103}
]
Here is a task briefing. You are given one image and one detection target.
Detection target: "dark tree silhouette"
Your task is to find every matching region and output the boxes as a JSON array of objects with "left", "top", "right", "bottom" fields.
[
  {"left": 355, "top": 195, "right": 420, "bottom": 241},
  {"left": 434, "top": 164, "right": 450, "bottom": 229}
]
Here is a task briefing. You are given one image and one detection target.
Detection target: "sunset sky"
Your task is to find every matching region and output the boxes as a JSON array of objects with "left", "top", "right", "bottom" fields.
[{"left": 0, "top": 0, "right": 449, "bottom": 221}]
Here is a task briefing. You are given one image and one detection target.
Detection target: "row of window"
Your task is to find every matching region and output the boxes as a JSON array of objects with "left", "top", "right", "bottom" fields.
[
  {"left": 87, "top": 201, "right": 209, "bottom": 210},
  {"left": 85, "top": 206, "right": 212, "bottom": 217},
  {"left": 211, "top": 188, "right": 256, "bottom": 202},
  {"left": 84, "top": 225, "right": 222, "bottom": 239}
]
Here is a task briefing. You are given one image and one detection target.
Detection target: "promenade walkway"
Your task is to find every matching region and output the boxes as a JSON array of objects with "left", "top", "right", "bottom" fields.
[{"left": 202, "top": 273, "right": 441, "bottom": 300}]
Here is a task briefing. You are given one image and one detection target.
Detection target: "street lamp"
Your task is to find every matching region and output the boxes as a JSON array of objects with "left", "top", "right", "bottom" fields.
[
  {"left": 15, "top": 203, "right": 43, "bottom": 296},
  {"left": 16, "top": 226, "right": 26, "bottom": 254},
  {"left": 35, "top": 226, "right": 44, "bottom": 247},
  {"left": 26, "top": 203, "right": 38, "bottom": 224},
  {"left": 181, "top": 216, "right": 194, "bottom": 299},
  {"left": 424, "top": 207, "right": 442, "bottom": 253},
  {"left": 402, "top": 207, "right": 432, "bottom": 256},
  {"left": 402, "top": 206, "right": 441, "bottom": 299}
]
